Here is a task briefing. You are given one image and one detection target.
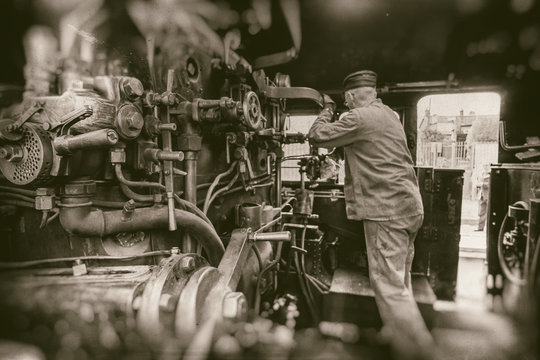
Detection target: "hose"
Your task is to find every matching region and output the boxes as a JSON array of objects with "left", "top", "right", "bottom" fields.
[
  {"left": 173, "top": 193, "right": 213, "bottom": 227},
  {"left": 0, "top": 199, "right": 34, "bottom": 208},
  {"left": 299, "top": 224, "right": 317, "bottom": 312},
  {"left": 306, "top": 274, "right": 330, "bottom": 294},
  {"left": 197, "top": 176, "right": 274, "bottom": 206},
  {"left": 292, "top": 227, "right": 319, "bottom": 324},
  {"left": 251, "top": 181, "right": 274, "bottom": 190},
  {"left": 0, "top": 250, "right": 172, "bottom": 270},
  {"left": 0, "top": 186, "right": 35, "bottom": 196},
  {"left": 0, "top": 192, "right": 35, "bottom": 203},
  {"left": 254, "top": 239, "right": 284, "bottom": 315},
  {"left": 204, "top": 172, "right": 239, "bottom": 214},
  {"left": 197, "top": 171, "right": 274, "bottom": 190},
  {"left": 307, "top": 273, "right": 330, "bottom": 290},
  {"left": 203, "top": 161, "right": 238, "bottom": 212},
  {"left": 252, "top": 245, "right": 264, "bottom": 273}
]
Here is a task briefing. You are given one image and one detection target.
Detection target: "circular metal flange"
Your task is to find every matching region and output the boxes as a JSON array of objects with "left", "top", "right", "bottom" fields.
[
  {"left": 241, "top": 91, "right": 262, "bottom": 130},
  {"left": 135, "top": 253, "right": 210, "bottom": 346},
  {"left": 174, "top": 266, "right": 221, "bottom": 345},
  {"left": 0, "top": 123, "right": 53, "bottom": 186}
]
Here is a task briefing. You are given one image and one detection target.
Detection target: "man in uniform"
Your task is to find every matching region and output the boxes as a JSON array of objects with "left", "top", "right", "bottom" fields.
[
  {"left": 475, "top": 164, "right": 490, "bottom": 231},
  {"left": 308, "top": 70, "right": 437, "bottom": 359}
]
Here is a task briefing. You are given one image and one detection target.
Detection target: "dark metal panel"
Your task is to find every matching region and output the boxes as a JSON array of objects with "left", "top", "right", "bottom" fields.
[
  {"left": 487, "top": 165, "right": 540, "bottom": 295},
  {"left": 413, "top": 167, "right": 434, "bottom": 276},
  {"left": 487, "top": 167, "right": 508, "bottom": 283},
  {"left": 429, "top": 169, "right": 464, "bottom": 300},
  {"left": 414, "top": 167, "right": 464, "bottom": 300}
]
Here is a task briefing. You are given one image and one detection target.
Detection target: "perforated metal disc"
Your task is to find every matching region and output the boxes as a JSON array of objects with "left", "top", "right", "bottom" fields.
[{"left": 0, "top": 124, "right": 53, "bottom": 186}]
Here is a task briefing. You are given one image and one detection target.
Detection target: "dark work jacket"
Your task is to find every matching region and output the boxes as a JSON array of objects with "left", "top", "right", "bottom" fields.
[{"left": 307, "top": 98, "right": 423, "bottom": 221}]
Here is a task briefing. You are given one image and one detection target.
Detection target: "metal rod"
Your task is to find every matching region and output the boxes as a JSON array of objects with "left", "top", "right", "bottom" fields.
[
  {"left": 53, "top": 129, "right": 119, "bottom": 156},
  {"left": 0, "top": 250, "right": 172, "bottom": 270},
  {"left": 162, "top": 69, "right": 176, "bottom": 232},
  {"left": 251, "top": 231, "right": 291, "bottom": 242},
  {"left": 254, "top": 216, "right": 282, "bottom": 234},
  {"left": 283, "top": 223, "right": 319, "bottom": 230},
  {"left": 166, "top": 192, "right": 177, "bottom": 231}
]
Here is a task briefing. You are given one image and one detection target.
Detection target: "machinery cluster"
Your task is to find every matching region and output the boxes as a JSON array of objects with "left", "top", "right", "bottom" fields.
[{"left": 0, "top": 20, "right": 337, "bottom": 360}]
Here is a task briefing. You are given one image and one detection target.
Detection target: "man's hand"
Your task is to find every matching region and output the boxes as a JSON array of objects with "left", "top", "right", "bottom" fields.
[
  {"left": 319, "top": 155, "right": 340, "bottom": 182},
  {"left": 322, "top": 94, "right": 336, "bottom": 112}
]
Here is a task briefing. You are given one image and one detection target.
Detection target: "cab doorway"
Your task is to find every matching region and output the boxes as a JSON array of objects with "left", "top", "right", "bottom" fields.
[{"left": 416, "top": 92, "right": 501, "bottom": 310}]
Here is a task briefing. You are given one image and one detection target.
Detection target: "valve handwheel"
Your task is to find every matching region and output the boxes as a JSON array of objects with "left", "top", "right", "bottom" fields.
[{"left": 242, "top": 91, "right": 262, "bottom": 130}]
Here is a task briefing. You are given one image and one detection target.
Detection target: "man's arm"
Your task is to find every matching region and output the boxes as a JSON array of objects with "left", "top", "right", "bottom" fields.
[{"left": 308, "top": 109, "right": 361, "bottom": 149}]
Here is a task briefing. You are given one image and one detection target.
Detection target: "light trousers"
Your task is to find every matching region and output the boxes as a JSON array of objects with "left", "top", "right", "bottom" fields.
[{"left": 364, "top": 214, "right": 437, "bottom": 360}]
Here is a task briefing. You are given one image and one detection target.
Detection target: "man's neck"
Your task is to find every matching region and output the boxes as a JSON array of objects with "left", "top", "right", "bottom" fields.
[{"left": 353, "top": 97, "right": 377, "bottom": 108}]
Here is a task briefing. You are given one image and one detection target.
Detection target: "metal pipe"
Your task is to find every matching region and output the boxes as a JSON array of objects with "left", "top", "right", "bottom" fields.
[
  {"left": 203, "top": 161, "right": 238, "bottom": 210},
  {"left": 166, "top": 192, "right": 177, "bottom": 231},
  {"left": 196, "top": 171, "right": 271, "bottom": 190},
  {"left": 183, "top": 152, "right": 199, "bottom": 253},
  {"left": 114, "top": 164, "right": 166, "bottom": 190},
  {"left": 184, "top": 152, "right": 199, "bottom": 204},
  {"left": 91, "top": 199, "right": 152, "bottom": 208},
  {"left": 254, "top": 216, "right": 282, "bottom": 234},
  {"left": 173, "top": 193, "right": 212, "bottom": 227},
  {"left": 143, "top": 148, "right": 184, "bottom": 162},
  {"left": 0, "top": 250, "right": 171, "bottom": 270},
  {"left": 53, "top": 129, "right": 119, "bottom": 156},
  {"left": 204, "top": 172, "right": 239, "bottom": 214},
  {"left": 119, "top": 183, "right": 156, "bottom": 203},
  {"left": 0, "top": 192, "right": 35, "bottom": 203},
  {"left": 250, "top": 231, "right": 290, "bottom": 242},
  {"left": 0, "top": 186, "right": 35, "bottom": 196},
  {"left": 250, "top": 181, "right": 274, "bottom": 190},
  {"left": 283, "top": 223, "right": 319, "bottom": 230},
  {"left": 0, "top": 199, "right": 34, "bottom": 208},
  {"left": 58, "top": 204, "right": 224, "bottom": 266},
  {"left": 281, "top": 197, "right": 296, "bottom": 209},
  {"left": 196, "top": 176, "right": 274, "bottom": 206}
]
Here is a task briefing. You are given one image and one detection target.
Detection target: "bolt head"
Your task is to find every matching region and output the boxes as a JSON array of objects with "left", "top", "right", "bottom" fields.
[
  {"left": 116, "top": 105, "right": 144, "bottom": 139},
  {"left": 180, "top": 256, "right": 196, "bottom": 272},
  {"left": 159, "top": 293, "right": 175, "bottom": 312},
  {"left": 122, "top": 78, "right": 144, "bottom": 100}
]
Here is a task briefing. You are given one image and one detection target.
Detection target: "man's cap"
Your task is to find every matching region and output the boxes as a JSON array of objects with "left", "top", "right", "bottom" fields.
[{"left": 343, "top": 70, "right": 377, "bottom": 90}]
